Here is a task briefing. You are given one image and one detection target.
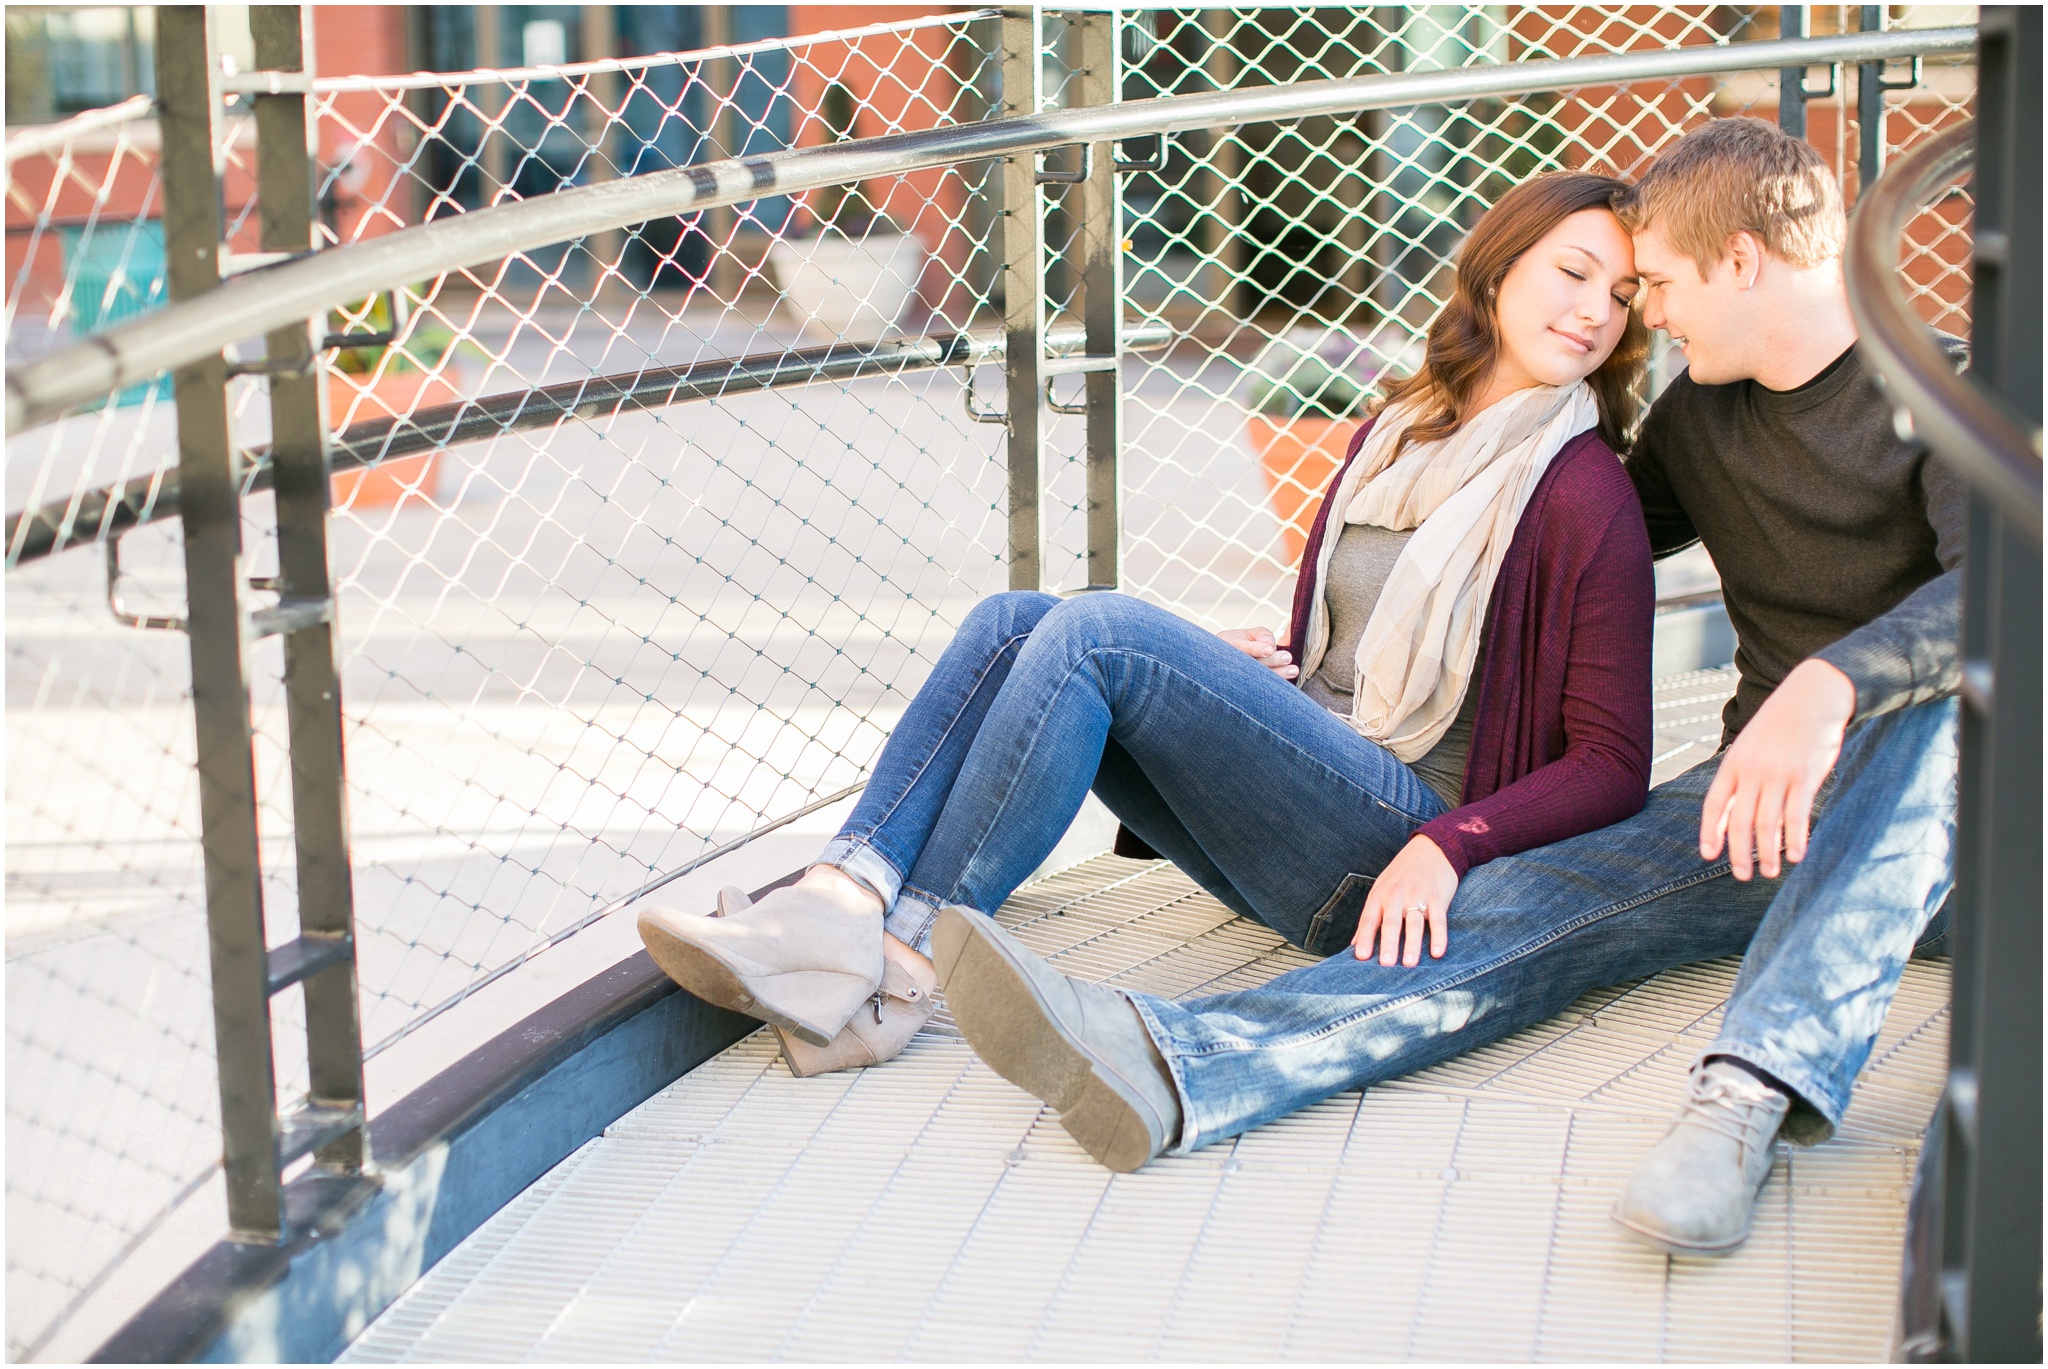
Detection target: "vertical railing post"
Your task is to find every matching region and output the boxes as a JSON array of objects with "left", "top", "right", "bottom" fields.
[
  {"left": 704, "top": 6, "right": 744, "bottom": 305},
  {"left": 1199, "top": 9, "right": 1244, "bottom": 321},
  {"left": 156, "top": 5, "right": 284, "bottom": 1241},
  {"left": 1934, "top": 7, "right": 2042, "bottom": 1361},
  {"left": 158, "top": 3, "right": 373, "bottom": 1245},
  {"left": 250, "top": 2, "right": 370, "bottom": 1183},
  {"left": 1778, "top": 5, "right": 1807, "bottom": 137},
  {"left": 1857, "top": 5, "right": 1885, "bottom": 191},
  {"left": 580, "top": 6, "right": 623, "bottom": 300},
  {"left": 475, "top": 6, "right": 510, "bottom": 201},
  {"left": 1075, "top": 9, "right": 1123, "bottom": 590},
  {"left": 1001, "top": 6, "right": 1046, "bottom": 591}
]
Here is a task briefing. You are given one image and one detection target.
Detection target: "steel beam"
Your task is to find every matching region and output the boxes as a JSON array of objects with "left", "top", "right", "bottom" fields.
[
  {"left": 1778, "top": 6, "right": 1807, "bottom": 136},
  {"left": 250, "top": 2, "right": 369, "bottom": 1180},
  {"left": 1001, "top": 6, "right": 1045, "bottom": 591},
  {"left": 1857, "top": 6, "right": 1884, "bottom": 189},
  {"left": 157, "top": 4, "right": 285, "bottom": 1242},
  {"left": 1939, "top": 8, "right": 2042, "bottom": 1362},
  {"left": 1075, "top": 10, "right": 1123, "bottom": 590}
]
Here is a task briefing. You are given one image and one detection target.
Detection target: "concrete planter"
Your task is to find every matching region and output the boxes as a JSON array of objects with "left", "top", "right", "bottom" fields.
[
  {"left": 1246, "top": 413, "right": 1364, "bottom": 564},
  {"left": 327, "top": 370, "right": 463, "bottom": 509},
  {"left": 767, "top": 230, "right": 925, "bottom": 340}
]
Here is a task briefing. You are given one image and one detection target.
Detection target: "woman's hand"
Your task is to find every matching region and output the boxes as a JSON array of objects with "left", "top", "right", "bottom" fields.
[
  {"left": 1218, "top": 626, "right": 1298, "bottom": 680},
  {"left": 1354, "top": 834, "right": 1459, "bottom": 966}
]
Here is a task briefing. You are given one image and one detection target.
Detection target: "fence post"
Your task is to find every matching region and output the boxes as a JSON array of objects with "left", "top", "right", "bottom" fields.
[
  {"left": 1075, "top": 11, "right": 1123, "bottom": 590},
  {"left": 250, "top": 2, "right": 371, "bottom": 1184},
  {"left": 1857, "top": 5, "right": 1885, "bottom": 190},
  {"left": 156, "top": 4, "right": 287, "bottom": 1241},
  {"left": 1001, "top": 6, "right": 1046, "bottom": 591},
  {"left": 1778, "top": 6, "right": 1806, "bottom": 136}
]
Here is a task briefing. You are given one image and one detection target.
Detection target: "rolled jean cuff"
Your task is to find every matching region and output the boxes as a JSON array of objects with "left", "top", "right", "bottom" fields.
[
  {"left": 816, "top": 836, "right": 903, "bottom": 911},
  {"left": 1125, "top": 994, "right": 1202, "bottom": 1156},
  {"left": 1696, "top": 1041, "right": 1843, "bottom": 1146},
  {"left": 883, "top": 892, "right": 944, "bottom": 956}
]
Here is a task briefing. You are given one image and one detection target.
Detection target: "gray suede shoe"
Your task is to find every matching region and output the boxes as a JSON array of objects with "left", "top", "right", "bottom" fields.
[
  {"left": 932, "top": 905, "right": 1180, "bottom": 1172},
  {"left": 1612, "top": 1059, "right": 1793, "bottom": 1257},
  {"left": 637, "top": 883, "right": 884, "bottom": 1047}
]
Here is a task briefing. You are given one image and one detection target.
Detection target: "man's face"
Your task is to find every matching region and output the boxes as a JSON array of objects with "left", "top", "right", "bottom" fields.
[{"left": 1631, "top": 223, "right": 1751, "bottom": 385}]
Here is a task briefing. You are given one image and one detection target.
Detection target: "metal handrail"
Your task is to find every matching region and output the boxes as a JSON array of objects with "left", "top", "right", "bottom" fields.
[
  {"left": 4, "top": 320, "right": 1167, "bottom": 565},
  {"left": 306, "top": 9, "right": 1000, "bottom": 94},
  {"left": 4, "top": 25, "right": 1974, "bottom": 432},
  {"left": 1, "top": 93, "right": 156, "bottom": 172},
  {"left": 1845, "top": 120, "right": 2043, "bottom": 542}
]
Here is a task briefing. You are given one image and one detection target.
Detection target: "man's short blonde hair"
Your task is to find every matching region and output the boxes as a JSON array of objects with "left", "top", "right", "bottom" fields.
[{"left": 1616, "top": 117, "right": 1845, "bottom": 275}]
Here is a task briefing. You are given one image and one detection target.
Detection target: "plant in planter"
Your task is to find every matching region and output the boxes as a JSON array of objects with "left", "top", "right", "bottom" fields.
[
  {"left": 766, "top": 81, "right": 926, "bottom": 341},
  {"left": 1245, "top": 343, "right": 1376, "bottom": 564},
  {"left": 326, "top": 292, "right": 469, "bottom": 509}
]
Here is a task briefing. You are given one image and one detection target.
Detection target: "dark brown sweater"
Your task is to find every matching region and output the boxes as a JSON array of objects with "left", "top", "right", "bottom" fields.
[{"left": 1628, "top": 341, "right": 1967, "bottom": 741}]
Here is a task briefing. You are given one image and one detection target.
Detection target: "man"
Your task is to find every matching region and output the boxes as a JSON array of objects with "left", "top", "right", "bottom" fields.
[{"left": 934, "top": 117, "right": 1960, "bottom": 1258}]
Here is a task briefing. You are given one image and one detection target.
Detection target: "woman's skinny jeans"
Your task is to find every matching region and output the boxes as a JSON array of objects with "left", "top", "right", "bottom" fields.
[{"left": 819, "top": 591, "right": 1447, "bottom": 959}]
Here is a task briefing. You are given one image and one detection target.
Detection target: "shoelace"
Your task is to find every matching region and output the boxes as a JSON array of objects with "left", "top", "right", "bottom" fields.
[{"left": 1674, "top": 1076, "right": 1784, "bottom": 1152}]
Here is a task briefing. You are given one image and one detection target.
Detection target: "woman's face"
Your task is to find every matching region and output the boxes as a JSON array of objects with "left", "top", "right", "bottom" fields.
[{"left": 1488, "top": 207, "right": 1639, "bottom": 392}]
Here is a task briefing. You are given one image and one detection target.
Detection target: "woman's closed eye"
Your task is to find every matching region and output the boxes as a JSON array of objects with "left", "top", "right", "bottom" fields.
[{"left": 1562, "top": 264, "right": 1632, "bottom": 308}]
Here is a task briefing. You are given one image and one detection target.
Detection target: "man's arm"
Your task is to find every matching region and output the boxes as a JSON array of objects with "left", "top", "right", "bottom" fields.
[
  {"left": 1810, "top": 452, "right": 1966, "bottom": 723},
  {"left": 1702, "top": 428, "right": 1968, "bottom": 880},
  {"left": 1626, "top": 388, "right": 1703, "bottom": 558}
]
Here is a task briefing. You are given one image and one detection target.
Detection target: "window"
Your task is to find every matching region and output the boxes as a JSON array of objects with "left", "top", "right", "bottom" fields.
[{"left": 5, "top": 7, "right": 155, "bottom": 124}]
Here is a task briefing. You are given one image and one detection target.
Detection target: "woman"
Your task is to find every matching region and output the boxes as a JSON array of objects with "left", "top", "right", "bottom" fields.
[{"left": 637, "top": 172, "right": 1655, "bottom": 1104}]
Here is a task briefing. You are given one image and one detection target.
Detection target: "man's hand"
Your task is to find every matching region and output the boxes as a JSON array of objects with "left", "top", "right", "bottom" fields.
[
  {"left": 1700, "top": 658, "right": 1856, "bottom": 880},
  {"left": 1354, "top": 834, "right": 1459, "bottom": 966},
  {"left": 1218, "top": 626, "right": 1298, "bottom": 680}
]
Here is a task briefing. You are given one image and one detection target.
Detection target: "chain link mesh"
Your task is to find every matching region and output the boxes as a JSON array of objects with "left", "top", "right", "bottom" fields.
[
  {"left": 1105, "top": 4, "right": 1974, "bottom": 628},
  {"left": 4, "top": 6, "right": 1975, "bottom": 1359}
]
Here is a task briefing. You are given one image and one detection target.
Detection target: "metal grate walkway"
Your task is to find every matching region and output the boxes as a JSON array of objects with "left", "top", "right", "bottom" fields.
[{"left": 341, "top": 664, "right": 1948, "bottom": 1362}]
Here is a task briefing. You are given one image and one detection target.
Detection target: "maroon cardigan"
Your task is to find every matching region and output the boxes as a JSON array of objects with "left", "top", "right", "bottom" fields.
[{"left": 1282, "top": 419, "right": 1656, "bottom": 875}]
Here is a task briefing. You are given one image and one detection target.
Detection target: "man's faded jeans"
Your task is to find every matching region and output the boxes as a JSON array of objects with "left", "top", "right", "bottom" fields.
[{"left": 1131, "top": 697, "right": 1958, "bottom": 1153}]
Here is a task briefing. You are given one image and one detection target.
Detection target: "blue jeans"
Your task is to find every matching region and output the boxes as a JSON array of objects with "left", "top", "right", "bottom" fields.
[
  {"left": 820, "top": 591, "right": 1447, "bottom": 959},
  {"left": 1132, "top": 696, "right": 1959, "bottom": 1153}
]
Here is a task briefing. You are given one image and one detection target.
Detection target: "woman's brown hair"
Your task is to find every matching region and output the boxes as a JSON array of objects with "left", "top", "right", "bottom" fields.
[{"left": 1375, "top": 171, "right": 1649, "bottom": 455}]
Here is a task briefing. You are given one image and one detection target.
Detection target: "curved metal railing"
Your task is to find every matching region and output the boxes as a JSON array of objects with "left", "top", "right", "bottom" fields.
[
  {"left": 2, "top": 320, "right": 1170, "bottom": 565},
  {"left": 6, "top": 24, "right": 1973, "bottom": 433},
  {"left": 1846, "top": 118, "right": 2043, "bottom": 539}
]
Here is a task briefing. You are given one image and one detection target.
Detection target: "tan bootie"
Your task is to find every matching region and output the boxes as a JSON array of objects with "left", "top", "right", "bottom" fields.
[
  {"left": 713, "top": 887, "right": 938, "bottom": 1076},
  {"left": 636, "top": 880, "right": 885, "bottom": 1046}
]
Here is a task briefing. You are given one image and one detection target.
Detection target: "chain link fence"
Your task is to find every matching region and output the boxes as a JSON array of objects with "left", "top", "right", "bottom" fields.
[
  {"left": 1106, "top": 4, "right": 1974, "bottom": 626},
  {"left": 4, "top": 6, "right": 1975, "bottom": 1359}
]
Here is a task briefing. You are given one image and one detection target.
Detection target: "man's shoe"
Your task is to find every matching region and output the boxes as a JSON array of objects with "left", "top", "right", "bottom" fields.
[
  {"left": 711, "top": 887, "right": 937, "bottom": 1075},
  {"left": 932, "top": 905, "right": 1180, "bottom": 1172},
  {"left": 636, "top": 883, "right": 884, "bottom": 1046},
  {"left": 1612, "top": 1059, "right": 1794, "bottom": 1257}
]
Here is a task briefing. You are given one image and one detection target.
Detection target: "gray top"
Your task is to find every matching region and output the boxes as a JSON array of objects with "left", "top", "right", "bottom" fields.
[
  {"left": 1302, "top": 521, "right": 1481, "bottom": 809},
  {"left": 1629, "top": 339, "right": 1967, "bottom": 741}
]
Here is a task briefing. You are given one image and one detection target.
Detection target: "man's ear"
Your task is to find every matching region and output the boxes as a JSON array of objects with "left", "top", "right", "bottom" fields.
[{"left": 1721, "top": 231, "right": 1765, "bottom": 290}]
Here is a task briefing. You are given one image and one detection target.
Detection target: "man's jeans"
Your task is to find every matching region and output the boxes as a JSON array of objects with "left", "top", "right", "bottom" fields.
[
  {"left": 1131, "top": 696, "right": 1959, "bottom": 1153},
  {"left": 821, "top": 591, "right": 1448, "bottom": 959}
]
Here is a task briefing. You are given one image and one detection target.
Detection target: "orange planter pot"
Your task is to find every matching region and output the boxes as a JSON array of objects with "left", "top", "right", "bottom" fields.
[
  {"left": 1248, "top": 414, "right": 1363, "bottom": 565},
  {"left": 326, "top": 370, "right": 463, "bottom": 509}
]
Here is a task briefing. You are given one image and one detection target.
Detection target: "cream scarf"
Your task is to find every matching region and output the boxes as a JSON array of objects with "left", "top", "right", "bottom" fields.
[{"left": 1301, "top": 381, "right": 1600, "bottom": 762}]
